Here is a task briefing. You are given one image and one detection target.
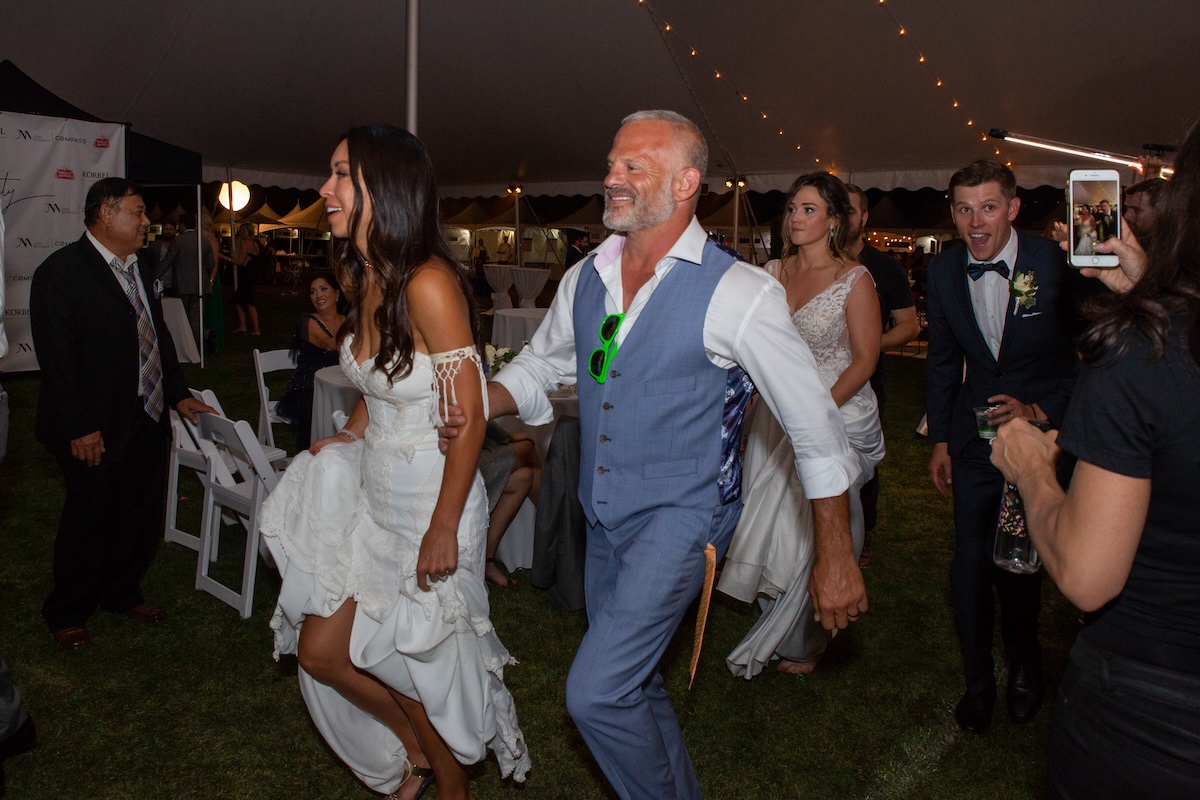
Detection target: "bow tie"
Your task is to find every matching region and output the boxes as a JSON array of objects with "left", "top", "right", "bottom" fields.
[{"left": 968, "top": 260, "right": 1009, "bottom": 281}]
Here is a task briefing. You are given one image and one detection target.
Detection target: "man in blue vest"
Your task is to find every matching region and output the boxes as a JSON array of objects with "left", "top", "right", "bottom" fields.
[{"left": 446, "top": 110, "right": 864, "bottom": 798}]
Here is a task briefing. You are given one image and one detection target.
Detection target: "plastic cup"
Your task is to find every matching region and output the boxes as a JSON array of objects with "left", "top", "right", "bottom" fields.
[{"left": 973, "top": 405, "right": 1001, "bottom": 440}]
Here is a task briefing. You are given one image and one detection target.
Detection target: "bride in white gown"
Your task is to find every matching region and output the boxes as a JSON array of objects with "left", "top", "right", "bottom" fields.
[
  {"left": 718, "top": 172, "right": 886, "bottom": 678},
  {"left": 260, "top": 126, "right": 528, "bottom": 800}
]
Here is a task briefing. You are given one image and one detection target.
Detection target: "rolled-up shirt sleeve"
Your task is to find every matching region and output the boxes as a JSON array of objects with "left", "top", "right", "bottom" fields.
[
  {"left": 705, "top": 264, "right": 860, "bottom": 499},
  {"left": 492, "top": 263, "right": 582, "bottom": 426}
]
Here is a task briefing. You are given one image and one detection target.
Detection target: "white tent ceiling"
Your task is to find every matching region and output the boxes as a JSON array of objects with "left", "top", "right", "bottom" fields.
[{"left": 2, "top": 0, "right": 1197, "bottom": 196}]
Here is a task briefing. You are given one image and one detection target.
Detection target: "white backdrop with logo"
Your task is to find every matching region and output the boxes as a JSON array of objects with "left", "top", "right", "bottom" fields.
[{"left": 0, "top": 110, "right": 125, "bottom": 372}]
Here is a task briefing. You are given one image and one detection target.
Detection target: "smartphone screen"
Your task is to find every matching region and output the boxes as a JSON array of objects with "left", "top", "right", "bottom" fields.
[{"left": 1069, "top": 170, "right": 1120, "bottom": 268}]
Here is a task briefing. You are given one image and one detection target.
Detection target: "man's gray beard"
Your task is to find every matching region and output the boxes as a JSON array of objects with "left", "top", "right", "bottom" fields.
[{"left": 603, "top": 186, "right": 675, "bottom": 232}]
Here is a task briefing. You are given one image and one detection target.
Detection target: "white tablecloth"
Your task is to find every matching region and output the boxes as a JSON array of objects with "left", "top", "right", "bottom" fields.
[
  {"left": 162, "top": 297, "right": 200, "bottom": 364},
  {"left": 311, "top": 365, "right": 360, "bottom": 443},
  {"left": 493, "top": 387, "right": 579, "bottom": 572},
  {"left": 492, "top": 308, "right": 548, "bottom": 353},
  {"left": 512, "top": 267, "right": 550, "bottom": 308},
  {"left": 483, "top": 264, "right": 514, "bottom": 310}
]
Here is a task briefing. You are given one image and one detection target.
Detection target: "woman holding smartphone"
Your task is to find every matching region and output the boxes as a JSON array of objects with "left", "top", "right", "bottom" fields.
[
  {"left": 991, "top": 123, "right": 1200, "bottom": 798},
  {"left": 261, "top": 126, "right": 529, "bottom": 800}
]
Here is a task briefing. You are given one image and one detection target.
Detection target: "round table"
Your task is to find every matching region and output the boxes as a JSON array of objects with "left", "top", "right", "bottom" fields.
[
  {"left": 482, "top": 264, "right": 514, "bottom": 310},
  {"left": 512, "top": 267, "right": 550, "bottom": 308},
  {"left": 311, "top": 365, "right": 361, "bottom": 444},
  {"left": 492, "top": 308, "right": 548, "bottom": 353}
]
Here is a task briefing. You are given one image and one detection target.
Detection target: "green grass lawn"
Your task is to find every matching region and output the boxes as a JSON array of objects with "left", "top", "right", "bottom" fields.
[{"left": 0, "top": 280, "right": 1079, "bottom": 798}]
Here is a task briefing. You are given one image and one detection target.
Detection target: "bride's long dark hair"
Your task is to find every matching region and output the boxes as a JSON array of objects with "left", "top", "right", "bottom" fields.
[
  {"left": 332, "top": 125, "right": 480, "bottom": 384},
  {"left": 1080, "top": 120, "right": 1200, "bottom": 366}
]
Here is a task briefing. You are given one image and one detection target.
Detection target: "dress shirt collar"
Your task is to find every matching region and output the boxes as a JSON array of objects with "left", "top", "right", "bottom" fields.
[
  {"left": 967, "top": 226, "right": 1019, "bottom": 273},
  {"left": 590, "top": 216, "right": 708, "bottom": 275},
  {"left": 86, "top": 230, "right": 138, "bottom": 273}
]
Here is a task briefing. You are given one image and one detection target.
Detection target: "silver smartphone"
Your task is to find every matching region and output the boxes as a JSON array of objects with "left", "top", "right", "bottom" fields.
[{"left": 1068, "top": 169, "right": 1120, "bottom": 268}]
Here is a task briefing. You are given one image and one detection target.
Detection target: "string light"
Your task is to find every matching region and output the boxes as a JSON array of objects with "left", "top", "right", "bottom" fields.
[
  {"left": 873, "top": 1, "right": 1008, "bottom": 164},
  {"left": 636, "top": 0, "right": 829, "bottom": 169}
]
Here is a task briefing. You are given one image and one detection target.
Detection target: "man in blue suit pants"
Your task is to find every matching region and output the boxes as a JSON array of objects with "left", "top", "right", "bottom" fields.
[
  {"left": 446, "top": 111, "right": 865, "bottom": 798},
  {"left": 926, "top": 160, "right": 1080, "bottom": 733}
]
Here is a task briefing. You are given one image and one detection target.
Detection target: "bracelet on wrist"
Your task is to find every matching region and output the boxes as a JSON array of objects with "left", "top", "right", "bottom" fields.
[{"left": 340, "top": 429, "right": 359, "bottom": 442}]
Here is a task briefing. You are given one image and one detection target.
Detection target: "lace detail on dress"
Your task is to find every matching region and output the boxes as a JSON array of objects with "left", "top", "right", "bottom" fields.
[
  {"left": 776, "top": 264, "right": 870, "bottom": 388},
  {"left": 429, "top": 347, "right": 487, "bottom": 425}
]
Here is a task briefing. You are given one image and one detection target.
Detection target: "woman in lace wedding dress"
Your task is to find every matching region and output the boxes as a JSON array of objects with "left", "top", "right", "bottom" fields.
[
  {"left": 718, "top": 172, "right": 886, "bottom": 679},
  {"left": 260, "top": 126, "right": 528, "bottom": 800}
]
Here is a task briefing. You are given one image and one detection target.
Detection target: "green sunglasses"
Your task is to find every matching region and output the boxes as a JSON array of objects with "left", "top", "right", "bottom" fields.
[{"left": 587, "top": 313, "right": 625, "bottom": 384}]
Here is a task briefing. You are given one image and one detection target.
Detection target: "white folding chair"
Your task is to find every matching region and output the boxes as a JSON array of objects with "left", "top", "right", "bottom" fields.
[
  {"left": 195, "top": 387, "right": 288, "bottom": 467},
  {"left": 165, "top": 389, "right": 251, "bottom": 551},
  {"left": 194, "top": 413, "right": 280, "bottom": 618},
  {"left": 253, "top": 348, "right": 296, "bottom": 451},
  {"left": 164, "top": 409, "right": 208, "bottom": 551}
]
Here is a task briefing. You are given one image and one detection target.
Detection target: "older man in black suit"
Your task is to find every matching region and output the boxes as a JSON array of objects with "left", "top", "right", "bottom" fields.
[
  {"left": 926, "top": 160, "right": 1080, "bottom": 733},
  {"left": 30, "top": 178, "right": 212, "bottom": 649}
]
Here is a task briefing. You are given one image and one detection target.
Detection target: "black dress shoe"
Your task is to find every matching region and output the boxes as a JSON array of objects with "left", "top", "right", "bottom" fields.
[
  {"left": 1007, "top": 662, "right": 1045, "bottom": 723},
  {"left": 954, "top": 689, "right": 995, "bottom": 733},
  {"left": 51, "top": 626, "right": 92, "bottom": 649}
]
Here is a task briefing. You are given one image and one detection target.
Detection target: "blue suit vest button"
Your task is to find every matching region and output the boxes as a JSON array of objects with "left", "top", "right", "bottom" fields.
[
  {"left": 597, "top": 466, "right": 607, "bottom": 474},
  {"left": 599, "top": 435, "right": 608, "bottom": 442},
  {"left": 602, "top": 402, "right": 612, "bottom": 410}
]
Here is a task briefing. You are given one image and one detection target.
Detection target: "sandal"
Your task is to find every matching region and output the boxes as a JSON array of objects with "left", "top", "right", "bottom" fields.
[
  {"left": 485, "top": 557, "right": 516, "bottom": 588},
  {"left": 386, "top": 760, "right": 436, "bottom": 800}
]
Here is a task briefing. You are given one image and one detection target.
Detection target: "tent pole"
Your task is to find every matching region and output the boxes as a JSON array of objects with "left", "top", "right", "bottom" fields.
[
  {"left": 197, "top": 184, "right": 205, "bottom": 368},
  {"left": 406, "top": 0, "right": 419, "bottom": 134},
  {"left": 514, "top": 195, "right": 522, "bottom": 267},
  {"left": 732, "top": 181, "right": 741, "bottom": 260},
  {"left": 226, "top": 167, "right": 238, "bottom": 331}
]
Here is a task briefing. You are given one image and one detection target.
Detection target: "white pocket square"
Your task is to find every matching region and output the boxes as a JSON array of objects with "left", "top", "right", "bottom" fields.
[{"left": 1022, "top": 311, "right": 1043, "bottom": 318}]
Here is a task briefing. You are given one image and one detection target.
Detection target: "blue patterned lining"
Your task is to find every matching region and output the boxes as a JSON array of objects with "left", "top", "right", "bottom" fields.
[{"left": 718, "top": 366, "right": 755, "bottom": 503}]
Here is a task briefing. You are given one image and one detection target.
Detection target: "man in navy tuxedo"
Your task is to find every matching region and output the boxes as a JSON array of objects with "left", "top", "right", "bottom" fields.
[{"left": 926, "top": 160, "right": 1079, "bottom": 733}]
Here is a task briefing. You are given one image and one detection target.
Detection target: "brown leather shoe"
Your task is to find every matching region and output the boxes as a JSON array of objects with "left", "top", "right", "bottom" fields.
[
  {"left": 123, "top": 603, "right": 167, "bottom": 624},
  {"left": 51, "top": 626, "right": 92, "bottom": 649}
]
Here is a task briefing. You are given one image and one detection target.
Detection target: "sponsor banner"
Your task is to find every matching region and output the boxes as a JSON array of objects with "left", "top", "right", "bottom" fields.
[{"left": 0, "top": 111, "right": 125, "bottom": 372}]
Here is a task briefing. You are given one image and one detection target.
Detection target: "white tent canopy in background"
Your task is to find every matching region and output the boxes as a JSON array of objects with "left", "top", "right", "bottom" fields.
[{"left": 1, "top": 1, "right": 1197, "bottom": 196}]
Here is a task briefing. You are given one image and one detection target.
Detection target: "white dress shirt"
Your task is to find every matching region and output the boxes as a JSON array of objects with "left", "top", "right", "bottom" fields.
[
  {"left": 87, "top": 230, "right": 151, "bottom": 310},
  {"left": 967, "top": 229, "right": 1019, "bottom": 360},
  {"left": 494, "top": 217, "right": 859, "bottom": 500}
]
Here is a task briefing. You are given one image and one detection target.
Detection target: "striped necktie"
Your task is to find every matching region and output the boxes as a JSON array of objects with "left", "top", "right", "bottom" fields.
[{"left": 116, "top": 258, "right": 165, "bottom": 421}]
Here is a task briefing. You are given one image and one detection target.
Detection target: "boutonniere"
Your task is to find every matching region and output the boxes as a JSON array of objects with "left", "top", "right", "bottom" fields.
[
  {"left": 484, "top": 343, "right": 516, "bottom": 376},
  {"left": 153, "top": 278, "right": 165, "bottom": 299},
  {"left": 1009, "top": 270, "right": 1037, "bottom": 314}
]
